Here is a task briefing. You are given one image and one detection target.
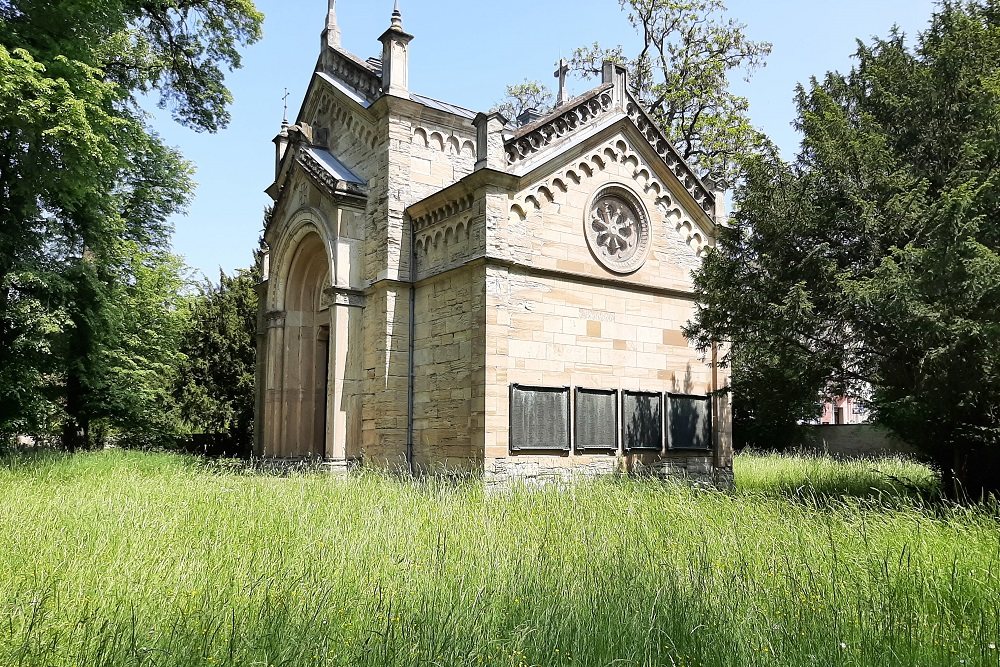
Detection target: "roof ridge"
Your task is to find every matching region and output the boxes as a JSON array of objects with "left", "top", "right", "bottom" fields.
[{"left": 508, "top": 83, "right": 614, "bottom": 140}]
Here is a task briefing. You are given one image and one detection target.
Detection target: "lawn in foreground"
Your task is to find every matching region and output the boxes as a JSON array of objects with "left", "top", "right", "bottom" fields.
[{"left": 1, "top": 450, "right": 998, "bottom": 667}]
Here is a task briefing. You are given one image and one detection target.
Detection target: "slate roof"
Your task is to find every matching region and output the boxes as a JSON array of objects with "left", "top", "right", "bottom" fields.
[{"left": 302, "top": 146, "right": 364, "bottom": 185}]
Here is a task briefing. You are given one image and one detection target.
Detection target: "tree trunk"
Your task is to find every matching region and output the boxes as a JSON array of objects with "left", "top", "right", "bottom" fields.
[{"left": 62, "top": 370, "right": 89, "bottom": 453}]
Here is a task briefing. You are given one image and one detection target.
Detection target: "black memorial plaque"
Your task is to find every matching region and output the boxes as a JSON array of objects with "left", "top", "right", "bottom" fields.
[
  {"left": 575, "top": 388, "right": 618, "bottom": 453},
  {"left": 667, "top": 394, "right": 712, "bottom": 450},
  {"left": 622, "top": 390, "right": 663, "bottom": 452},
  {"left": 510, "top": 385, "right": 571, "bottom": 452}
]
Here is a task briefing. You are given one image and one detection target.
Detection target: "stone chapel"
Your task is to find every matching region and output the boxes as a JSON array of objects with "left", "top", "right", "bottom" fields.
[{"left": 254, "top": 1, "right": 734, "bottom": 486}]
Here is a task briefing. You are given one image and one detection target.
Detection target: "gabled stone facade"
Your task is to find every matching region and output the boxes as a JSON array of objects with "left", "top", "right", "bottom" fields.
[{"left": 255, "top": 2, "right": 734, "bottom": 486}]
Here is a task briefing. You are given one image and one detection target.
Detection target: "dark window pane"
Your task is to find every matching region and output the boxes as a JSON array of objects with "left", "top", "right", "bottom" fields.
[
  {"left": 667, "top": 394, "right": 712, "bottom": 450},
  {"left": 510, "top": 385, "right": 571, "bottom": 452},
  {"left": 575, "top": 388, "right": 617, "bottom": 453},
  {"left": 622, "top": 391, "right": 662, "bottom": 452}
]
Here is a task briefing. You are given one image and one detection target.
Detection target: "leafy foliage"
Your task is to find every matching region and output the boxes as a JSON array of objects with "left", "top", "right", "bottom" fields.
[
  {"left": 0, "top": 0, "right": 262, "bottom": 447},
  {"left": 491, "top": 80, "right": 553, "bottom": 121},
  {"left": 495, "top": 0, "right": 770, "bottom": 180},
  {"left": 175, "top": 256, "right": 261, "bottom": 456},
  {"left": 687, "top": 0, "right": 1000, "bottom": 492}
]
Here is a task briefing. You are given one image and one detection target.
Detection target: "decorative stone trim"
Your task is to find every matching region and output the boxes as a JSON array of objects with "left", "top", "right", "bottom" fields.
[
  {"left": 297, "top": 150, "right": 367, "bottom": 199},
  {"left": 413, "top": 215, "right": 473, "bottom": 257},
  {"left": 411, "top": 193, "right": 475, "bottom": 233},
  {"left": 412, "top": 126, "right": 476, "bottom": 157},
  {"left": 584, "top": 183, "right": 651, "bottom": 274},
  {"left": 322, "top": 287, "right": 366, "bottom": 308},
  {"left": 265, "top": 311, "right": 286, "bottom": 328},
  {"left": 309, "top": 88, "right": 378, "bottom": 150},
  {"left": 505, "top": 85, "right": 615, "bottom": 165},
  {"left": 321, "top": 46, "right": 382, "bottom": 103},
  {"left": 625, "top": 99, "right": 714, "bottom": 215},
  {"left": 511, "top": 138, "right": 712, "bottom": 256}
]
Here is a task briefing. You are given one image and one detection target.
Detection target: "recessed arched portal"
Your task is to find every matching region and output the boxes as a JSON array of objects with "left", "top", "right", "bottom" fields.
[{"left": 267, "top": 231, "right": 330, "bottom": 458}]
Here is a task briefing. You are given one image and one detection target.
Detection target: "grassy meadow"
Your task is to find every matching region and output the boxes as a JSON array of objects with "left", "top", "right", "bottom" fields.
[{"left": 0, "top": 450, "right": 998, "bottom": 667}]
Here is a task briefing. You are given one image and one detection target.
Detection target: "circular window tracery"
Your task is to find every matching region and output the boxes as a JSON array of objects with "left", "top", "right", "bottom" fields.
[{"left": 584, "top": 185, "right": 651, "bottom": 274}]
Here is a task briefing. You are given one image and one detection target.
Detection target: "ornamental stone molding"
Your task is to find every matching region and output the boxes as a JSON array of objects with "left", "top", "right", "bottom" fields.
[
  {"left": 297, "top": 150, "right": 366, "bottom": 199},
  {"left": 510, "top": 138, "right": 712, "bottom": 256},
  {"left": 319, "top": 46, "right": 382, "bottom": 103},
  {"left": 412, "top": 126, "right": 476, "bottom": 157},
  {"left": 505, "top": 85, "right": 615, "bottom": 165},
  {"left": 625, "top": 100, "right": 714, "bottom": 216},
  {"left": 584, "top": 184, "right": 651, "bottom": 274},
  {"left": 308, "top": 87, "right": 377, "bottom": 150}
]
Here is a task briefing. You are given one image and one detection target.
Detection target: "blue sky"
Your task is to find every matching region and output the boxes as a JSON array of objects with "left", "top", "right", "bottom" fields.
[{"left": 151, "top": 0, "right": 938, "bottom": 278}]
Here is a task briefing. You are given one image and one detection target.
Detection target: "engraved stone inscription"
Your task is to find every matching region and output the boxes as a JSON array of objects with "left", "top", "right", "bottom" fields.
[
  {"left": 622, "top": 390, "right": 662, "bottom": 452},
  {"left": 668, "top": 394, "right": 712, "bottom": 450},
  {"left": 575, "top": 388, "right": 617, "bottom": 452},
  {"left": 510, "top": 385, "right": 571, "bottom": 452},
  {"left": 585, "top": 185, "right": 651, "bottom": 274}
]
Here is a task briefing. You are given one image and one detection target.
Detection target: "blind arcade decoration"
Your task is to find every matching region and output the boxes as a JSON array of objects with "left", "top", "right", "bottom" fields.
[{"left": 509, "top": 385, "right": 571, "bottom": 452}]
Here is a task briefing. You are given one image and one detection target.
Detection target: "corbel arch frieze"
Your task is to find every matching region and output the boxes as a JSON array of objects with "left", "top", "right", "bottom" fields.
[
  {"left": 413, "top": 214, "right": 473, "bottom": 256},
  {"left": 307, "top": 88, "right": 378, "bottom": 152},
  {"left": 625, "top": 101, "right": 714, "bottom": 216},
  {"left": 509, "top": 138, "right": 712, "bottom": 256},
  {"left": 267, "top": 206, "right": 336, "bottom": 312},
  {"left": 411, "top": 126, "right": 476, "bottom": 158}
]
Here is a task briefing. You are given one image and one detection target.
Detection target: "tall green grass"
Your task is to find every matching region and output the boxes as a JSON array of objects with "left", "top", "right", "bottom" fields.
[{"left": 1, "top": 450, "right": 998, "bottom": 667}]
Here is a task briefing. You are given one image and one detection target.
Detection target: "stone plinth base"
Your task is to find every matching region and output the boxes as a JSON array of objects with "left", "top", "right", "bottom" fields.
[{"left": 484, "top": 455, "right": 734, "bottom": 490}]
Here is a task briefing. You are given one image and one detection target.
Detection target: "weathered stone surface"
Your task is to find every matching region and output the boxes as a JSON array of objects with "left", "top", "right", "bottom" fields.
[{"left": 254, "top": 7, "right": 733, "bottom": 486}]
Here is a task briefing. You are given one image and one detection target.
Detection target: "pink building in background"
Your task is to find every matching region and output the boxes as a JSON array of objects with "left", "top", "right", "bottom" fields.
[{"left": 820, "top": 397, "right": 869, "bottom": 425}]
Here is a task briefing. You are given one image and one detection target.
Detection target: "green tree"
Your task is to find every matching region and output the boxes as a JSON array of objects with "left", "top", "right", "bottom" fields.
[
  {"left": 175, "top": 252, "right": 262, "bottom": 456},
  {"left": 492, "top": 80, "right": 553, "bottom": 121},
  {"left": 688, "top": 0, "right": 1000, "bottom": 495},
  {"left": 0, "top": 0, "right": 262, "bottom": 447},
  {"left": 495, "top": 0, "right": 770, "bottom": 180},
  {"left": 91, "top": 247, "right": 192, "bottom": 448}
]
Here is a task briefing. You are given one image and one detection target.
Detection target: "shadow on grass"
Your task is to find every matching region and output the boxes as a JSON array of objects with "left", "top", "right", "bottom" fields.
[
  {"left": 734, "top": 450, "right": 943, "bottom": 507},
  {"left": 0, "top": 446, "right": 201, "bottom": 480}
]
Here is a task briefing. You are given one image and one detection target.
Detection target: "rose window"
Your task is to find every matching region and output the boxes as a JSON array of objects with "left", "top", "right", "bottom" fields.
[{"left": 585, "top": 186, "right": 651, "bottom": 274}]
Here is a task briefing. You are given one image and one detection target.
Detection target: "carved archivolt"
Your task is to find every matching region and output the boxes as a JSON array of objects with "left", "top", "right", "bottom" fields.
[
  {"left": 412, "top": 126, "right": 475, "bottom": 158},
  {"left": 505, "top": 86, "right": 615, "bottom": 165},
  {"left": 510, "top": 138, "right": 711, "bottom": 256},
  {"left": 266, "top": 206, "right": 335, "bottom": 312}
]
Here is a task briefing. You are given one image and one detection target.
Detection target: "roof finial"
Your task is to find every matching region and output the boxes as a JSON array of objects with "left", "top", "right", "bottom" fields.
[
  {"left": 554, "top": 58, "right": 570, "bottom": 107},
  {"left": 390, "top": 0, "right": 403, "bottom": 30},
  {"left": 281, "top": 88, "right": 290, "bottom": 128},
  {"left": 324, "top": 0, "right": 341, "bottom": 48}
]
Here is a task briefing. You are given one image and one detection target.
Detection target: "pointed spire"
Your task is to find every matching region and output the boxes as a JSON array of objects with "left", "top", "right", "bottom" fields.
[
  {"left": 390, "top": 0, "right": 403, "bottom": 31},
  {"left": 324, "top": 0, "right": 341, "bottom": 48},
  {"left": 379, "top": 0, "right": 413, "bottom": 98}
]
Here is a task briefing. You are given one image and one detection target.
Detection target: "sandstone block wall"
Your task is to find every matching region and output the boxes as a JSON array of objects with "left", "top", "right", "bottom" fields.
[
  {"left": 412, "top": 265, "right": 486, "bottom": 472},
  {"left": 500, "top": 131, "right": 710, "bottom": 294},
  {"left": 484, "top": 265, "right": 726, "bottom": 467}
]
